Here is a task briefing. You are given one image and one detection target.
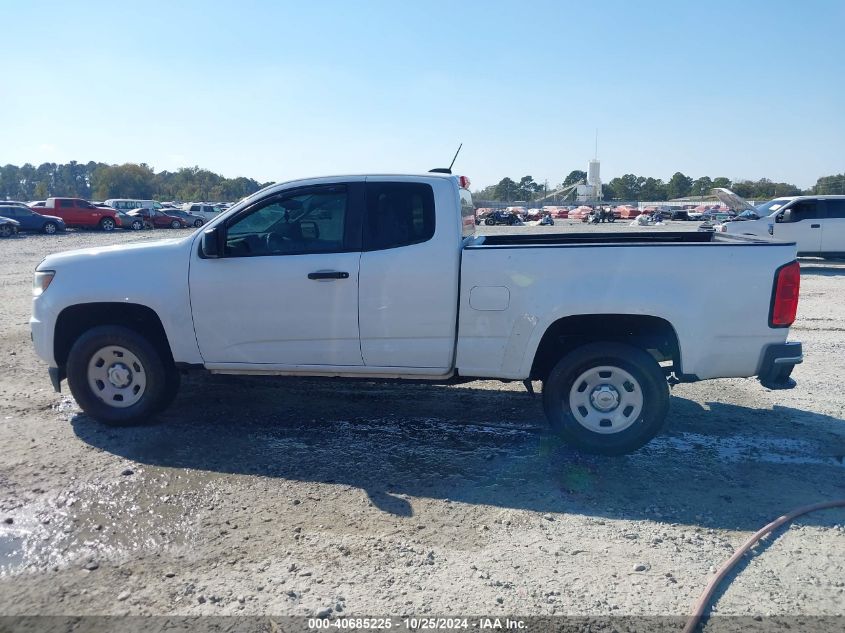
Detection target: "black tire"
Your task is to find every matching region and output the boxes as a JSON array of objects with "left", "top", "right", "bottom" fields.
[
  {"left": 66, "top": 325, "right": 178, "bottom": 426},
  {"left": 170, "top": 220, "right": 181, "bottom": 229},
  {"left": 542, "top": 342, "right": 669, "bottom": 455},
  {"left": 485, "top": 218, "right": 494, "bottom": 226},
  {"left": 0, "top": 224, "right": 13, "bottom": 238},
  {"left": 193, "top": 219, "right": 204, "bottom": 227},
  {"left": 130, "top": 219, "right": 143, "bottom": 230},
  {"left": 43, "top": 221, "right": 58, "bottom": 235},
  {"left": 99, "top": 217, "right": 115, "bottom": 232}
]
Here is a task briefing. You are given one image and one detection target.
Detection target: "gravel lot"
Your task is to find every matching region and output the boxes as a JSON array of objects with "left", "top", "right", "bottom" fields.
[{"left": 0, "top": 222, "right": 843, "bottom": 622}]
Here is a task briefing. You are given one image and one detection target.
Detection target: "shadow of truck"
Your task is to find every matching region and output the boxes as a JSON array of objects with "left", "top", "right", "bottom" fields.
[{"left": 72, "top": 375, "right": 845, "bottom": 528}]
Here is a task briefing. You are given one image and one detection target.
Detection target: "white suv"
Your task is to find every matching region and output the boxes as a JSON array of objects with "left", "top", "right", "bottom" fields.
[
  {"left": 719, "top": 195, "right": 845, "bottom": 257},
  {"left": 185, "top": 203, "right": 221, "bottom": 221}
]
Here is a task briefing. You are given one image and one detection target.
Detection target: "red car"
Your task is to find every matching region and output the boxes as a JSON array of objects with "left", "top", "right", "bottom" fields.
[{"left": 127, "top": 208, "right": 189, "bottom": 229}]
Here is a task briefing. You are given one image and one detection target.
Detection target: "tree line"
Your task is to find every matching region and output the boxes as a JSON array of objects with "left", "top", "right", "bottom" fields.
[
  {"left": 474, "top": 169, "right": 842, "bottom": 203},
  {"left": 3, "top": 161, "right": 842, "bottom": 205},
  {"left": 0, "top": 161, "right": 271, "bottom": 203}
]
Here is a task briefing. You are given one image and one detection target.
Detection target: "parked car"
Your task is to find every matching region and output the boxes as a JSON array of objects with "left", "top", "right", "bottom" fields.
[
  {"left": 669, "top": 210, "right": 691, "bottom": 221},
  {"left": 701, "top": 210, "right": 736, "bottom": 224},
  {"left": 104, "top": 199, "right": 165, "bottom": 212},
  {"left": 115, "top": 211, "right": 145, "bottom": 230},
  {"left": 0, "top": 204, "right": 66, "bottom": 234},
  {"left": 0, "top": 216, "right": 20, "bottom": 237},
  {"left": 36, "top": 198, "right": 121, "bottom": 230},
  {"left": 718, "top": 195, "right": 845, "bottom": 256},
  {"left": 126, "top": 208, "right": 188, "bottom": 229},
  {"left": 184, "top": 203, "right": 221, "bottom": 221},
  {"left": 725, "top": 209, "right": 762, "bottom": 222},
  {"left": 31, "top": 173, "right": 803, "bottom": 456},
  {"left": 483, "top": 210, "right": 519, "bottom": 226},
  {"left": 162, "top": 208, "right": 205, "bottom": 228},
  {"left": 0, "top": 201, "right": 34, "bottom": 211}
]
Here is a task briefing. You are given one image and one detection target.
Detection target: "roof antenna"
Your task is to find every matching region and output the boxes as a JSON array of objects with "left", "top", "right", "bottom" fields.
[{"left": 429, "top": 143, "right": 462, "bottom": 174}]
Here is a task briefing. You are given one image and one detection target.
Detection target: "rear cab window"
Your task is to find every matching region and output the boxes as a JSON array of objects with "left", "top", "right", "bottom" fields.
[
  {"left": 824, "top": 199, "right": 845, "bottom": 218},
  {"left": 363, "top": 182, "right": 435, "bottom": 250}
]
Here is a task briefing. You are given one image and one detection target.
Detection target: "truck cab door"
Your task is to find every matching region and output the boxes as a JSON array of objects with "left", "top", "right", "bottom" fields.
[
  {"left": 357, "top": 178, "right": 459, "bottom": 370},
  {"left": 53, "top": 199, "right": 73, "bottom": 224},
  {"left": 820, "top": 199, "right": 845, "bottom": 254},
  {"left": 189, "top": 182, "right": 365, "bottom": 366},
  {"left": 77, "top": 200, "right": 98, "bottom": 223},
  {"left": 773, "top": 200, "right": 822, "bottom": 255}
]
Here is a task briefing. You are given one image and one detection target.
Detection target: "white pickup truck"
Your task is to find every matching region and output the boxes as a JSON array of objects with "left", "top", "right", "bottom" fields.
[{"left": 30, "top": 173, "right": 803, "bottom": 454}]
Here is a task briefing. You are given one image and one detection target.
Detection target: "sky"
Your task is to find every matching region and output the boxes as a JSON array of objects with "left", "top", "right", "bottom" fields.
[{"left": 1, "top": 0, "right": 844, "bottom": 190}]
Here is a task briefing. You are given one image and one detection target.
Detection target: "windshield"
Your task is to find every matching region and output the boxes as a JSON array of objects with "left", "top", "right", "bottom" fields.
[
  {"left": 738, "top": 210, "right": 759, "bottom": 219},
  {"left": 756, "top": 198, "right": 793, "bottom": 216}
]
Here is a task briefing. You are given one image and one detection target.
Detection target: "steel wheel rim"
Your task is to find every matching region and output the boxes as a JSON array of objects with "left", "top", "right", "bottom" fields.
[
  {"left": 194, "top": 220, "right": 202, "bottom": 227},
  {"left": 44, "top": 223, "right": 56, "bottom": 234},
  {"left": 132, "top": 221, "right": 142, "bottom": 230},
  {"left": 0, "top": 225, "right": 12, "bottom": 237},
  {"left": 102, "top": 219, "right": 114, "bottom": 231},
  {"left": 87, "top": 345, "right": 147, "bottom": 408},
  {"left": 172, "top": 221, "right": 180, "bottom": 228},
  {"left": 568, "top": 365, "right": 643, "bottom": 434}
]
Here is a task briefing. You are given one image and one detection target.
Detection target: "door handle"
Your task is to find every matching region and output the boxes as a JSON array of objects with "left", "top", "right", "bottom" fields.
[
  {"left": 307, "top": 271, "right": 349, "bottom": 280},
  {"left": 811, "top": 224, "right": 821, "bottom": 228}
]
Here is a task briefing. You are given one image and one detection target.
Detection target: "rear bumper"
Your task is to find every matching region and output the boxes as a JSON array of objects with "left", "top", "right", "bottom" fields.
[{"left": 758, "top": 341, "right": 802, "bottom": 389}]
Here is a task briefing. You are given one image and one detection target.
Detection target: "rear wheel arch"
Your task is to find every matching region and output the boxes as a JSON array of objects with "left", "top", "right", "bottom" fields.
[
  {"left": 529, "top": 313, "right": 681, "bottom": 382},
  {"left": 54, "top": 303, "right": 174, "bottom": 370}
]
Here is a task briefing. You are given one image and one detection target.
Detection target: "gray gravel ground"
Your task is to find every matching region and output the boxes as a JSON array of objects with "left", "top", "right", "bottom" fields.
[{"left": 0, "top": 222, "right": 843, "bottom": 621}]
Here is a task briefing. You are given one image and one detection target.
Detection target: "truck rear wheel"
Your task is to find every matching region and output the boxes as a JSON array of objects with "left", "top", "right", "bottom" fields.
[
  {"left": 66, "top": 325, "right": 179, "bottom": 425},
  {"left": 542, "top": 342, "right": 669, "bottom": 455}
]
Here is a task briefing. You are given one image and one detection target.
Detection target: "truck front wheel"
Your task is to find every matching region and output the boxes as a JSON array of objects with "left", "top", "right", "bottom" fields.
[
  {"left": 542, "top": 342, "right": 669, "bottom": 455},
  {"left": 66, "top": 325, "right": 180, "bottom": 425}
]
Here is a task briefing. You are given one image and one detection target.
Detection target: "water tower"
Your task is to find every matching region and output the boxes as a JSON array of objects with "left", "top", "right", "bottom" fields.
[
  {"left": 588, "top": 159, "right": 602, "bottom": 200},
  {"left": 577, "top": 159, "right": 603, "bottom": 202}
]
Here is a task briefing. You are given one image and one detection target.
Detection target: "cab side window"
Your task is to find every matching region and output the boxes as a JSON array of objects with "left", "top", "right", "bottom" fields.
[
  {"left": 225, "top": 186, "right": 348, "bottom": 257},
  {"left": 363, "top": 182, "right": 435, "bottom": 251},
  {"left": 787, "top": 201, "right": 819, "bottom": 221},
  {"left": 59, "top": 200, "right": 73, "bottom": 208}
]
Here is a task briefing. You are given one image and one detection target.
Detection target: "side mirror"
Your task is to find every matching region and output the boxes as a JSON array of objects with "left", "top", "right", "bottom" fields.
[
  {"left": 201, "top": 226, "right": 225, "bottom": 258},
  {"left": 778, "top": 209, "right": 793, "bottom": 223}
]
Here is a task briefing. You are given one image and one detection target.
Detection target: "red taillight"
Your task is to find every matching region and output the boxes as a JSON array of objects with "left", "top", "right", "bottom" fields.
[
  {"left": 770, "top": 260, "right": 800, "bottom": 327},
  {"left": 458, "top": 175, "right": 471, "bottom": 189}
]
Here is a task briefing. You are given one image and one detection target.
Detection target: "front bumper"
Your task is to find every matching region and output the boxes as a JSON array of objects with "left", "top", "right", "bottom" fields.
[{"left": 758, "top": 341, "right": 802, "bottom": 389}]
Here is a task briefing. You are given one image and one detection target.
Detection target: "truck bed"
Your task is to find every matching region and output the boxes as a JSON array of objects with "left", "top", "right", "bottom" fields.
[{"left": 456, "top": 230, "right": 797, "bottom": 381}]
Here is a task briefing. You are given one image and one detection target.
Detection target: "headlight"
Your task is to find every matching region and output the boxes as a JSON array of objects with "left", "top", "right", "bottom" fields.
[{"left": 33, "top": 270, "right": 55, "bottom": 297}]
